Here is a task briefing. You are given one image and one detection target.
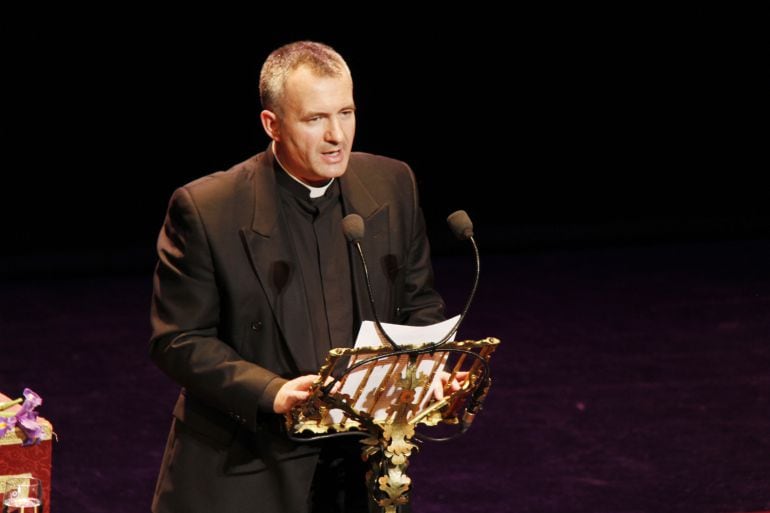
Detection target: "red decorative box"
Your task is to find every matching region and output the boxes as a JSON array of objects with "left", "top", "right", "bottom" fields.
[{"left": 0, "top": 394, "right": 53, "bottom": 513}]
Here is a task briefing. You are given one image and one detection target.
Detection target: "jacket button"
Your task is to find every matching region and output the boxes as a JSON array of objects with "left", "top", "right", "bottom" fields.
[
  {"left": 229, "top": 412, "right": 245, "bottom": 424},
  {"left": 251, "top": 321, "right": 263, "bottom": 331}
]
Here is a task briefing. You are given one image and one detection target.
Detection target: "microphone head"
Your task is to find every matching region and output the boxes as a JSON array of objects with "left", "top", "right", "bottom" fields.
[
  {"left": 447, "top": 210, "right": 474, "bottom": 240},
  {"left": 342, "top": 214, "right": 365, "bottom": 243}
]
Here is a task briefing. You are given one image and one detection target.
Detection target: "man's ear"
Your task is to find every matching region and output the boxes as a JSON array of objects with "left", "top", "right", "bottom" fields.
[{"left": 260, "top": 110, "right": 280, "bottom": 141}]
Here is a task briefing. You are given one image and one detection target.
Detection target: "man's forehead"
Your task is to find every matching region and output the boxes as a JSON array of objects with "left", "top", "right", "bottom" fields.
[
  {"left": 287, "top": 64, "right": 350, "bottom": 84},
  {"left": 283, "top": 68, "right": 353, "bottom": 109}
]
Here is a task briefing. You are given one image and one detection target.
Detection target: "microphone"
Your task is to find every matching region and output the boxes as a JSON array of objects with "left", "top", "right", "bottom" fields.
[
  {"left": 341, "top": 214, "right": 364, "bottom": 243},
  {"left": 342, "top": 214, "right": 400, "bottom": 350},
  {"left": 426, "top": 210, "right": 481, "bottom": 350},
  {"left": 447, "top": 210, "right": 473, "bottom": 240}
]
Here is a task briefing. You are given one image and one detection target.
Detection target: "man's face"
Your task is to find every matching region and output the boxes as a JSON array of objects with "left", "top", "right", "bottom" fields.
[{"left": 270, "top": 66, "right": 356, "bottom": 185}]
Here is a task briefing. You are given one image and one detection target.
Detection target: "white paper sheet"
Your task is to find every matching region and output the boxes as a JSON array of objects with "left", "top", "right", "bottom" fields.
[{"left": 326, "top": 315, "right": 460, "bottom": 424}]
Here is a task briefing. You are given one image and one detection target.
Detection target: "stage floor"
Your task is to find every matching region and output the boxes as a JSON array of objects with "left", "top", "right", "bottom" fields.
[{"left": 2, "top": 239, "right": 768, "bottom": 512}]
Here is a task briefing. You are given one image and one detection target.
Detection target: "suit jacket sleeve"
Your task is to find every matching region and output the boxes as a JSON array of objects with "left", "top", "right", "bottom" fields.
[
  {"left": 396, "top": 163, "right": 446, "bottom": 325},
  {"left": 149, "top": 186, "right": 284, "bottom": 432}
]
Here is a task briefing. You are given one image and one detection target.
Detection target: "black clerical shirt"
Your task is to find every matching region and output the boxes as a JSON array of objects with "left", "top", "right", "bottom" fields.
[{"left": 275, "top": 166, "right": 355, "bottom": 370}]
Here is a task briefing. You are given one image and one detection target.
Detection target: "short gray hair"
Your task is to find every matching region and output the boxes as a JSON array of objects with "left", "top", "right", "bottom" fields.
[{"left": 259, "top": 41, "right": 351, "bottom": 114}]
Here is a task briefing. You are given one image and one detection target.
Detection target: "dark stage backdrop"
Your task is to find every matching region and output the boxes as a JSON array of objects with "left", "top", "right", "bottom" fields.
[
  {"left": 2, "top": 14, "right": 767, "bottom": 275},
  {"left": 1, "top": 12, "right": 769, "bottom": 513}
]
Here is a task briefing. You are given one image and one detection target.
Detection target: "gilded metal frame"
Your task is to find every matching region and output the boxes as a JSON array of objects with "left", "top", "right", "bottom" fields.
[{"left": 287, "top": 337, "right": 499, "bottom": 512}]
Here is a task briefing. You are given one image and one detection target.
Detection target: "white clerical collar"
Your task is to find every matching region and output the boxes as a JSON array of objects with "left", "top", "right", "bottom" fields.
[{"left": 272, "top": 141, "right": 334, "bottom": 198}]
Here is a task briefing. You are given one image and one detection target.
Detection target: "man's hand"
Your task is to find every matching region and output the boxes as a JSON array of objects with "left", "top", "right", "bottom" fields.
[
  {"left": 430, "top": 371, "right": 469, "bottom": 400},
  {"left": 273, "top": 374, "right": 319, "bottom": 414}
]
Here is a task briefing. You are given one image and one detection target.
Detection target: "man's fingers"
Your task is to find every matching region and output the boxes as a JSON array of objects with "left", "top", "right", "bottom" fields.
[
  {"left": 432, "top": 382, "right": 444, "bottom": 400},
  {"left": 293, "top": 374, "right": 320, "bottom": 389},
  {"left": 273, "top": 374, "right": 320, "bottom": 414},
  {"left": 429, "top": 369, "right": 473, "bottom": 401}
]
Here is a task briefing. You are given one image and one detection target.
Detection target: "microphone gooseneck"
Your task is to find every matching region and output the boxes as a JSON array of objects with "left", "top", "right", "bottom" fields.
[
  {"left": 342, "top": 214, "right": 401, "bottom": 351},
  {"left": 423, "top": 210, "right": 480, "bottom": 351}
]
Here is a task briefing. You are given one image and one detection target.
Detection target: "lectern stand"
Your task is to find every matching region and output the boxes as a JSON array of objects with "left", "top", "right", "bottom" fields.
[{"left": 287, "top": 337, "right": 499, "bottom": 513}]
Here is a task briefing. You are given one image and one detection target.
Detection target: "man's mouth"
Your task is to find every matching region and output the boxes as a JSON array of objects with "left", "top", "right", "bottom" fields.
[{"left": 321, "top": 149, "right": 343, "bottom": 163}]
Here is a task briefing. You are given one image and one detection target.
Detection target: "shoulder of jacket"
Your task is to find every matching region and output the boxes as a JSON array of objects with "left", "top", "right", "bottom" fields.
[
  {"left": 350, "top": 151, "right": 409, "bottom": 171},
  {"left": 173, "top": 152, "right": 264, "bottom": 212},
  {"left": 348, "top": 152, "right": 415, "bottom": 190},
  {"left": 181, "top": 153, "right": 263, "bottom": 193}
]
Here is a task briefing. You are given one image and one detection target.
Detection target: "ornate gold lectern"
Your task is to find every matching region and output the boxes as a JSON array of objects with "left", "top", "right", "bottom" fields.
[{"left": 287, "top": 336, "right": 499, "bottom": 512}]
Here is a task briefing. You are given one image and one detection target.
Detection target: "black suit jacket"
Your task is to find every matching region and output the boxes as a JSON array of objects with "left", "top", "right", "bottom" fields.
[{"left": 150, "top": 148, "right": 444, "bottom": 513}]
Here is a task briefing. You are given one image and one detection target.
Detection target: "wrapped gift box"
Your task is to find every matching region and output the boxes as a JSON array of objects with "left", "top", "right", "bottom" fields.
[{"left": 0, "top": 394, "right": 53, "bottom": 513}]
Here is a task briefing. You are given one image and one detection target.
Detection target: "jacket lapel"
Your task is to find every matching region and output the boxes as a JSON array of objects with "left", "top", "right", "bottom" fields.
[
  {"left": 239, "top": 150, "right": 317, "bottom": 373},
  {"left": 340, "top": 164, "right": 391, "bottom": 325}
]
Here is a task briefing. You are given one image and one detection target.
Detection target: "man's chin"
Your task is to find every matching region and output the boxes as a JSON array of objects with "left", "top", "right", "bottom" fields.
[
  {"left": 319, "top": 162, "right": 349, "bottom": 179},
  {"left": 301, "top": 166, "right": 347, "bottom": 186}
]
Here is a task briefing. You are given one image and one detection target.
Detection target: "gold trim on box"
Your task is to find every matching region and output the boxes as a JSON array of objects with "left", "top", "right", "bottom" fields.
[{"left": 0, "top": 473, "right": 33, "bottom": 495}]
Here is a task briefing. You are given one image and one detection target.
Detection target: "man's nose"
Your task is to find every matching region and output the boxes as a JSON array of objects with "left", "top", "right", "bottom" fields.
[{"left": 325, "top": 118, "right": 343, "bottom": 143}]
